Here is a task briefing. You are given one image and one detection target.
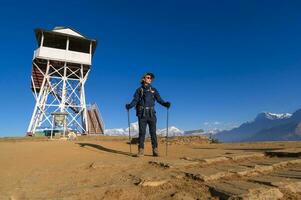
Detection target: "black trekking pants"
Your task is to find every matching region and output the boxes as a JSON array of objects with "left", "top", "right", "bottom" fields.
[{"left": 138, "top": 114, "right": 157, "bottom": 149}]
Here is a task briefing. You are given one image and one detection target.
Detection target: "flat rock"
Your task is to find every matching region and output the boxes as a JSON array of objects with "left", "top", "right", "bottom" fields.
[
  {"left": 289, "top": 167, "right": 301, "bottom": 172},
  {"left": 272, "top": 169, "right": 301, "bottom": 179},
  {"left": 265, "top": 148, "right": 301, "bottom": 157},
  {"left": 139, "top": 179, "right": 168, "bottom": 187},
  {"left": 183, "top": 153, "right": 265, "bottom": 165},
  {"left": 250, "top": 157, "right": 292, "bottom": 165},
  {"left": 184, "top": 167, "right": 233, "bottom": 181},
  {"left": 249, "top": 175, "right": 301, "bottom": 193},
  {"left": 184, "top": 163, "right": 273, "bottom": 182},
  {"left": 241, "top": 157, "right": 301, "bottom": 169},
  {"left": 183, "top": 157, "right": 301, "bottom": 182},
  {"left": 240, "top": 163, "right": 274, "bottom": 173},
  {"left": 225, "top": 152, "right": 265, "bottom": 161},
  {"left": 263, "top": 158, "right": 301, "bottom": 168},
  {"left": 215, "top": 165, "right": 258, "bottom": 176},
  {"left": 181, "top": 156, "right": 230, "bottom": 164},
  {"left": 207, "top": 180, "right": 283, "bottom": 200},
  {"left": 201, "top": 156, "right": 230, "bottom": 164}
]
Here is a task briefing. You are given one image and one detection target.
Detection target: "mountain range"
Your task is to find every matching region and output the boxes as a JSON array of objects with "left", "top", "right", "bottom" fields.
[
  {"left": 215, "top": 109, "right": 301, "bottom": 142},
  {"left": 105, "top": 109, "right": 301, "bottom": 142},
  {"left": 105, "top": 123, "right": 208, "bottom": 137},
  {"left": 104, "top": 122, "right": 184, "bottom": 137}
]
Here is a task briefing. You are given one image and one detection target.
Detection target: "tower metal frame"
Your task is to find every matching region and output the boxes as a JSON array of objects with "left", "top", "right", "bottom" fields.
[
  {"left": 27, "top": 27, "right": 103, "bottom": 136},
  {"left": 27, "top": 60, "right": 90, "bottom": 134}
]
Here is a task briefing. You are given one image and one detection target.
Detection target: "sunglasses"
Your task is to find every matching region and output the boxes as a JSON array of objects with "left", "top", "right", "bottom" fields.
[{"left": 145, "top": 76, "right": 152, "bottom": 80}]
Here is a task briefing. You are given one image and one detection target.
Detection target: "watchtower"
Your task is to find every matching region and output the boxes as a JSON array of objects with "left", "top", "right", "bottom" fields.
[{"left": 27, "top": 27, "right": 103, "bottom": 135}]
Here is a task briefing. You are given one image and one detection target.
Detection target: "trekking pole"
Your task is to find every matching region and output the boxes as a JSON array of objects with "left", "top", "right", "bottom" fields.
[
  {"left": 127, "top": 109, "right": 132, "bottom": 154},
  {"left": 165, "top": 108, "right": 169, "bottom": 156}
]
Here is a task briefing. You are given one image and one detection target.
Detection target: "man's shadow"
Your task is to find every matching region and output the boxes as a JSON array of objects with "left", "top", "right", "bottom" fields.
[{"left": 77, "top": 142, "right": 153, "bottom": 157}]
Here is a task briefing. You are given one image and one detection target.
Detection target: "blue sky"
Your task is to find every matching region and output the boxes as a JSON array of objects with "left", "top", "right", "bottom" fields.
[{"left": 0, "top": 0, "right": 301, "bottom": 136}]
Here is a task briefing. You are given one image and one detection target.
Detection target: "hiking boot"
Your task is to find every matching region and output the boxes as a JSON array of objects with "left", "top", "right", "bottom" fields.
[
  {"left": 137, "top": 148, "right": 144, "bottom": 157},
  {"left": 153, "top": 148, "right": 159, "bottom": 157}
]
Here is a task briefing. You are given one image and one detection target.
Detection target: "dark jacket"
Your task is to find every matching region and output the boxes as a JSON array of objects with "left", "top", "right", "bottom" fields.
[{"left": 128, "top": 84, "right": 166, "bottom": 115}]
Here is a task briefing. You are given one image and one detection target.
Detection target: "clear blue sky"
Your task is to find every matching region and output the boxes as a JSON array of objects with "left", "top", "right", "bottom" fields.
[{"left": 0, "top": 0, "right": 301, "bottom": 136}]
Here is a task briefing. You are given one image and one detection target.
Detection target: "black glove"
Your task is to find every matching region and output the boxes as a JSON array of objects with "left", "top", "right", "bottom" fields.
[
  {"left": 125, "top": 104, "right": 131, "bottom": 110},
  {"left": 163, "top": 102, "right": 171, "bottom": 108}
]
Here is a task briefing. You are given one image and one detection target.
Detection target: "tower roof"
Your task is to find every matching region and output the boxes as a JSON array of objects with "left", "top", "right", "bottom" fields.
[
  {"left": 52, "top": 26, "right": 86, "bottom": 38},
  {"left": 34, "top": 27, "right": 97, "bottom": 54}
]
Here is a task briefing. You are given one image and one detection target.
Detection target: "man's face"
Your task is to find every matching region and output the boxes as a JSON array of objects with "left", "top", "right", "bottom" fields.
[{"left": 144, "top": 75, "right": 153, "bottom": 84}]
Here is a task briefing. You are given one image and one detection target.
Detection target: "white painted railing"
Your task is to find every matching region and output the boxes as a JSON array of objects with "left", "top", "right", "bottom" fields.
[{"left": 33, "top": 47, "right": 91, "bottom": 65}]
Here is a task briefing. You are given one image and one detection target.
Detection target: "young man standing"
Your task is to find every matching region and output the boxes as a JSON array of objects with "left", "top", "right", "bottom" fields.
[{"left": 126, "top": 72, "right": 171, "bottom": 157}]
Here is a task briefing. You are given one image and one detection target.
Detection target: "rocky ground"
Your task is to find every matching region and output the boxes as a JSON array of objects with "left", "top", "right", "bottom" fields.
[{"left": 0, "top": 136, "right": 300, "bottom": 199}]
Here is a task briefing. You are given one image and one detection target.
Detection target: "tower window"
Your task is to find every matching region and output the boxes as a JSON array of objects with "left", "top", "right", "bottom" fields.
[
  {"left": 43, "top": 32, "right": 67, "bottom": 50},
  {"left": 68, "top": 37, "right": 90, "bottom": 53}
]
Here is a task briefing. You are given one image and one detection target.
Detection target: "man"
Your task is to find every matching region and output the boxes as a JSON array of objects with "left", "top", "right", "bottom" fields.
[{"left": 126, "top": 72, "right": 171, "bottom": 157}]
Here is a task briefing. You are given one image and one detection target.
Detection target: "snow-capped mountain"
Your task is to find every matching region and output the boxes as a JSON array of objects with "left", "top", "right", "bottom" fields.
[
  {"left": 203, "top": 128, "right": 223, "bottom": 135},
  {"left": 105, "top": 122, "right": 184, "bottom": 137},
  {"left": 215, "top": 109, "right": 301, "bottom": 142},
  {"left": 255, "top": 112, "right": 292, "bottom": 121},
  {"left": 157, "top": 126, "right": 184, "bottom": 136},
  {"left": 104, "top": 128, "right": 127, "bottom": 136},
  {"left": 184, "top": 128, "right": 223, "bottom": 136}
]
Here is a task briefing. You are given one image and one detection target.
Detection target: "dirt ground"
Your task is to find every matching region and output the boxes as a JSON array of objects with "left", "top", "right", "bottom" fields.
[{"left": 0, "top": 136, "right": 300, "bottom": 200}]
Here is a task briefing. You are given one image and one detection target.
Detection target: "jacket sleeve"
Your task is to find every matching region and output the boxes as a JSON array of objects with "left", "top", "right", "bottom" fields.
[
  {"left": 128, "top": 89, "right": 140, "bottom": 108},
  {"left": 154, "top": 88, "right": 166, "bottom": 106}
]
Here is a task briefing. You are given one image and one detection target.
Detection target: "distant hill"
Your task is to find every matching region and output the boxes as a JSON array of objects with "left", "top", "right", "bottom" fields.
[{"left": 215, "top": 110, "right": 301, "bottom": 142}]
